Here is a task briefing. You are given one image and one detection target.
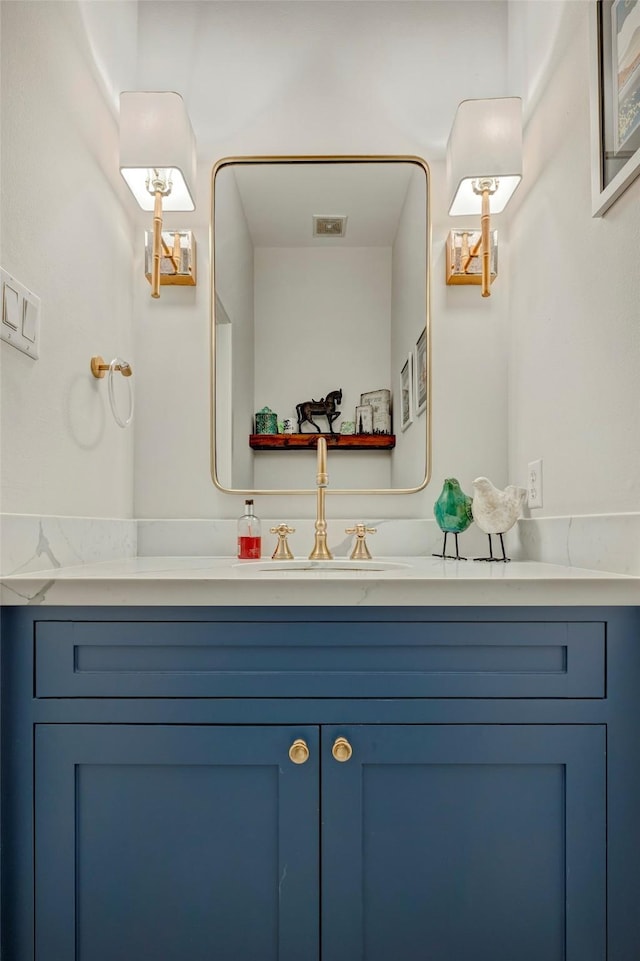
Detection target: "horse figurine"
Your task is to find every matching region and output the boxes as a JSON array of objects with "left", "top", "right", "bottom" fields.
[{"left": 296, "top": 388, "right": 343, "bottom": 434}]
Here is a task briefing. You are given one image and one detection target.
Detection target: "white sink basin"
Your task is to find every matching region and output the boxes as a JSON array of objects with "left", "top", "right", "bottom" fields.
[{"left": 234, "top": 559, "right": 411, "bottom": 573}]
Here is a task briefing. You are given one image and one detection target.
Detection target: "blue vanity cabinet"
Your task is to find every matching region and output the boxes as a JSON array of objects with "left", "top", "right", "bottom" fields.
[
  {"left": 34, "top": 724, "right": 319, "bottom": 961},
  {"left": 321, "top": 724, "right": 605, "bottom": 961},
  {"left": 2, "top": 605, "right": 639, "bottom": 961}
]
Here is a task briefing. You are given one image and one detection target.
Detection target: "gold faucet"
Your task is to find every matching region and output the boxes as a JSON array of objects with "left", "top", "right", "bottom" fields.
[{"left": 309, "top": 436, "right": 333, "bottom": 560}]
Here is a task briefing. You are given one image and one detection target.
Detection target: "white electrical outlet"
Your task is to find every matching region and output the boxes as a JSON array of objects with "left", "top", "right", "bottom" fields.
[{"left": 527, "top": 459, "right": 543, "bottom": 509}]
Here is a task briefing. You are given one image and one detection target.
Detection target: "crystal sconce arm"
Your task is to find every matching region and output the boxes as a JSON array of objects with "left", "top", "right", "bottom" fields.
[{"left": 446, "top": 227, "right": 498, "bottom": 288}]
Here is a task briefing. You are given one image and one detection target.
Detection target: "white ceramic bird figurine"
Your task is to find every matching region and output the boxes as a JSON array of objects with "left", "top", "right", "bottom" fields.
[{"left": 471, "top": 476, "right": 527, "bottom": 563}]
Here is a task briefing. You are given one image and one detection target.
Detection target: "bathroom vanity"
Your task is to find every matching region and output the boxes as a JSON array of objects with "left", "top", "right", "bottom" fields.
[{"left": 1, "top": 569, "right": 639, "bottom": 960}]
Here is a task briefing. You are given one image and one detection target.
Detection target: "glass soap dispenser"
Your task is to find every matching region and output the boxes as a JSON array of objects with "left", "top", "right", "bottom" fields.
[{"left": 237, "top": 499, "right": 262, "bottom": 559}]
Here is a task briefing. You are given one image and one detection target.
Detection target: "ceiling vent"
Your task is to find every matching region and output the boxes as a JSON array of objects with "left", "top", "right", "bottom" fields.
[{"left": 313, "top": 215, "right": 347, "bottom": 238}]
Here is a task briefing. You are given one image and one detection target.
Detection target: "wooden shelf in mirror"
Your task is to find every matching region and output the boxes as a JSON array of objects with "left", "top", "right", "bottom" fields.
[{"left": 249, "top": 433, "right": 396, "bottom": 451}]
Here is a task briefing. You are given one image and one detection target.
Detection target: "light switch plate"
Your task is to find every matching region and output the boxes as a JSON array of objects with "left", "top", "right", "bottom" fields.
[
  {"left": 2, "top": 282, "right": 19, "bottom": 329},
  {"left": 0, "top": 268, "right": 40, "bottom": 358}
]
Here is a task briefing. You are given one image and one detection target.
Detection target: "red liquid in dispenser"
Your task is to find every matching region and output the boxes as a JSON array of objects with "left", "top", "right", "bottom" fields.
[{"left": 237, "top": 535, "right": 261, "bottom": 560}]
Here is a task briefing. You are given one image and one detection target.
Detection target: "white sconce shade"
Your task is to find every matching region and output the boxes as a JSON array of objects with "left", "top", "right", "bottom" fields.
[
  {"left": 119, "top": 91, "right": 196, "bottom": 211},
  {"left": 447, "top": 97, "right": 522, "bottom": 216}
]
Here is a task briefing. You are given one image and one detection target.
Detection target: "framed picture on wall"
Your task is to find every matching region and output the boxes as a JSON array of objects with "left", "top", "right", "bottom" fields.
[
  {"left": 399, "top": 354, "right": 413, "bottom": 432},
  {"left": 414, "top": 328, "right": 427, "bottom": 416},
  {"left": 590, "top": 0, "right": 640, "bottom": 215}
]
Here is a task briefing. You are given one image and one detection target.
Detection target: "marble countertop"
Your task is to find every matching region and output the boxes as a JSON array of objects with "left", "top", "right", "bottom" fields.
[{"left": 1, "top": 556, "right": 637, "bottom": 606}]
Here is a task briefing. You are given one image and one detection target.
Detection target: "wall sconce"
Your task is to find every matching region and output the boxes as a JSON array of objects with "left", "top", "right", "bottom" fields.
[
  {"left": 446, "top": 97, "right": 522, "bottom": 297},
  {"left": 144, "top": 230, "right": 196, "bottom": 287},
  {"left": 446, "top": 228, "right": 497, "bottom": 287},
  {"left": 119, "top": 91, "right": 196, "bottom": 299}
]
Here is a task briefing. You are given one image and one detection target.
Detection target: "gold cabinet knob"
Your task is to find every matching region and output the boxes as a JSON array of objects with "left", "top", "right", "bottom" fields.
[
  {"left": 332, "top": 737, "right": 353, "bottom": 762},
  {"left": 289, "top": 738, "right": 310, "bottom": 764}
]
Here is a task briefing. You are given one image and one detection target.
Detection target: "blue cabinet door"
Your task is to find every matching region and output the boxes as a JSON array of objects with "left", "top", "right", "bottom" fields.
[
  {"left": 35, "top": 725, "right": 319, "bottom": 961},
  {"left": 321, "top": 724, "right": 606, "bottom": 961}
]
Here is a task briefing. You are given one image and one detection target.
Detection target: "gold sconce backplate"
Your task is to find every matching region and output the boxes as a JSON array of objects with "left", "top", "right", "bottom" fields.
[
  {"left": 144, "top": 229, "right": 197, "bottom": 287},
  {"left": 446, "top": 228, "right": 497, "bottom": 287}
]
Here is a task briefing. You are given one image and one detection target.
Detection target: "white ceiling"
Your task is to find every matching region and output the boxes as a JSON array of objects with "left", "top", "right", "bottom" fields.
[
  {"left": 76, "top": 0, "right": 510, "bottom": 223},
  {"left": 133, "top": 1, "right": 509, "bottom": 157}
]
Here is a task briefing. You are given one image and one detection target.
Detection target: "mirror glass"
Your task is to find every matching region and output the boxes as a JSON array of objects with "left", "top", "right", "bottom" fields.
[{"left": 211, "top": 156, "right": 430, "bottom": 494}]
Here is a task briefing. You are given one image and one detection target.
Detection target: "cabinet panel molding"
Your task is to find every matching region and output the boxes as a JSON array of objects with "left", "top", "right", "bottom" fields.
[{"left": 35, "top": 619, "right": 604, "bottom": 698}]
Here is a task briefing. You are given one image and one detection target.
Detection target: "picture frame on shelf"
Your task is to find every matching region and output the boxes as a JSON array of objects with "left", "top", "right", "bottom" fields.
[
  {"left": 414, "top": 328, "right": 427, "bottom": 416},
  {"left": 360, "top": 388, "right": 391, "bottom": 409},
  {"left": 590, "top": 0, "right": 640, "bottom": 216},
  {"left": 399, "top": 354, "right": 413, "bottom": 432},
  {"left": 360, "top": 388, "right": 391, "bottom": 434},
  {"left": 355, "top": 404, "right": 374, "bottom": 434}
]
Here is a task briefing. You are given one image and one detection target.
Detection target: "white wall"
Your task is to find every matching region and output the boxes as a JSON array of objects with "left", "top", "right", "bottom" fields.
[
  {"left": 431, "top": 160, "right": 511, "bottom": 506},
  {"left": 507, "top": 0, "right": 640, "bottom": 517},
  {"left": 132, "top": 3, "right": 511, "bottom": 521},
  {"left": 0, "top": 1, "right": 136, "bottom": 519},
  {"left": 253, "top": 246, "right": 392, "bottom": 490}
]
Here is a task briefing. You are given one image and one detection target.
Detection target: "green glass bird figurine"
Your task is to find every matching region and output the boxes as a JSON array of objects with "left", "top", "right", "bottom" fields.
[{"left": 433, "top": 477, "right": 474, "bottom": 560}]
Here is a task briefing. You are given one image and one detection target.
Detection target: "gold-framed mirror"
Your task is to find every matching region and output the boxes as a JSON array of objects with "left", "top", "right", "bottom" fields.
[{"left": 210, "top": 155, "right": 431, "bottom": 495}]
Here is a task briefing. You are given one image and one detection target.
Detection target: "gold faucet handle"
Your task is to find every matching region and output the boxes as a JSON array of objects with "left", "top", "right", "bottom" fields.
[
  {"left": 345, "top": 523, "right": 377, "bottom": 561},
  {"left": 270, "top": 524, "right": 296, "bottom": 560}
]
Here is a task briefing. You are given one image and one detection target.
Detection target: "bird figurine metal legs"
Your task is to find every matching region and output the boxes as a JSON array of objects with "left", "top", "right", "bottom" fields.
[
  {"left": 474, "top": 532, "right": 510, "bottom": 562},
  {"left": 433, "top": 531, "right": 467, "bottom": 561}
]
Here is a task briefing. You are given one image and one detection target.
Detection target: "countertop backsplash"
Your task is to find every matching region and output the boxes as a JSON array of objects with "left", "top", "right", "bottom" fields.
[
  {"left": 0, "top": 514, "right": 137, "bottom": 577},
  {"left": 1, "top": 512, "right": 638, "bottom": 578},
  {"left": 510, "top": 514, "right": 640, "bottom": 577}
]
